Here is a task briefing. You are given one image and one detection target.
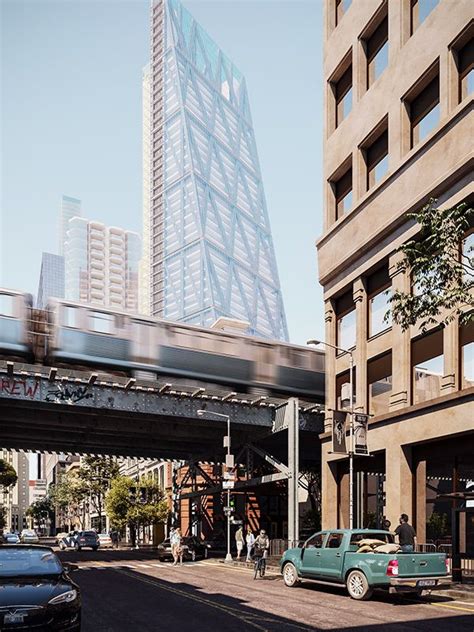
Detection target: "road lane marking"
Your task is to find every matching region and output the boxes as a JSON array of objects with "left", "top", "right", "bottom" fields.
[
  {"left": 428, "top": 602, "right": 474, "bottom": 613},
  {"left": 136, "top": 564, "right": 153, "bottom": 568},
  {"left": 113, "top": 567, "right": 316, "bottom": 632}
]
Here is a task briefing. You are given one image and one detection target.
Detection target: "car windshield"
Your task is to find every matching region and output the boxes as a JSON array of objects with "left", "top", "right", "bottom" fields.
[
  {"left": 81, "top": 532, "right": 96, "bottom": 537},
  {"left": 0, "top": 548, "right": 62, "bottom": 577}
]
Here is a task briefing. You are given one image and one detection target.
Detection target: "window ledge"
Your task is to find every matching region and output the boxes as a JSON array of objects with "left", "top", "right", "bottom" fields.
[{"left": 367, "top": 326, "right": 392, "bottom": 342}]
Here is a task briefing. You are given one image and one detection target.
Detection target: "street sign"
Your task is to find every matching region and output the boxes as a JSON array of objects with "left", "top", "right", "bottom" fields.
[
  {"left": 231, "top": 519, "right": 243, "bottom": 525},
  {"left": 223, "top": 480, "right": 235, "bottom": 489},
  {"left": 223, "top": 506, "right": 234, "bottom": 515},
  {"left": 223, "top": 471, "right": 235, "bottom": 480}
]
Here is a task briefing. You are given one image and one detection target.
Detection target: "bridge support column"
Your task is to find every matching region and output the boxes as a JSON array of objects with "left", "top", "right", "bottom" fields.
[{"left": 287, "top": 397, "right": 299, "bottom": 548}]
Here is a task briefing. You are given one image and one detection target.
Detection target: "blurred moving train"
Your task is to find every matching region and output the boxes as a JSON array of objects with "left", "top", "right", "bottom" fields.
[{"left": 0, "top": 288, "right": 324, "bottom": 401}]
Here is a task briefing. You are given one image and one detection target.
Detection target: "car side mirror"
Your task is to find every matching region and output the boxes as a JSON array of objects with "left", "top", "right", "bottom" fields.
[{"left": 64, "top": 563, "right": 79, "bottom": 573}]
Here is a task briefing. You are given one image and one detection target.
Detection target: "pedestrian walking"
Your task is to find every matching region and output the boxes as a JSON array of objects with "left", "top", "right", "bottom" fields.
[
  {"left": 395, "top": 514, "right": 417, "bottom": 552},
  {"left": 235, "top": 526, "right": 244, "bottom": 560},
  {"left": 171, "top": 527, "right": 183, "bottom": 566},
  {"left": 245, "top": 528, "right": 255, "bottom": 562},
  {"left": 110, "top": 529, "right": 119, "bottom": 549}
]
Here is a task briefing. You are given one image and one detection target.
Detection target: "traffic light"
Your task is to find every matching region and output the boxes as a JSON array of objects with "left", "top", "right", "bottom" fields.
[{"left": 229, "top": 495, "right": 235, "bottom": 512}]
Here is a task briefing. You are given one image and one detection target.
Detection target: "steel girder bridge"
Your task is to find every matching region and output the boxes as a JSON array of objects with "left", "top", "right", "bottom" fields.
[{"left": 0, "top": 360, "right": 324, "bottom": 545}]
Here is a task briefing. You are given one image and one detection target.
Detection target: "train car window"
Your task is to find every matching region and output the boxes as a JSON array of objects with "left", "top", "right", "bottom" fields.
[
  {"left": 0, "top": 294, "right": 14, "bottom": 317},
  {"left": 63, "top": 306, "right": 78, "bottom": 328},
  {"left": 90, "top": 311, "right": 114, "bottom": 334}
]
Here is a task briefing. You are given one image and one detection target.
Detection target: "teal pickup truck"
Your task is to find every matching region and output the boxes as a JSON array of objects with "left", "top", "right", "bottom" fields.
[{"left": 280, "top": 529, "right": 451, "bottom": 600}]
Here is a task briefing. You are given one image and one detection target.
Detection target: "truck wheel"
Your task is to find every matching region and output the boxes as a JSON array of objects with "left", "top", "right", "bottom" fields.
[
  {"left": 282, "top": 563, "right": 299, "bottom": 587},
  {"left": 346, "top": 570, "right": 373, "bottom": 600}
]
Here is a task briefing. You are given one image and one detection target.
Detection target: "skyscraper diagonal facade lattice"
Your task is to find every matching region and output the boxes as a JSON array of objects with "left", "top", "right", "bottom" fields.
[{"left": 146, "top": 0, "right": 288, "bottom": 340}]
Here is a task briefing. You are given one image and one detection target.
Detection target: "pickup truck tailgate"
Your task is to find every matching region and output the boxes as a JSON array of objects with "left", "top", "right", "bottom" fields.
[{"left": 396, "top": 553, "right": 447, "bottom": 577}]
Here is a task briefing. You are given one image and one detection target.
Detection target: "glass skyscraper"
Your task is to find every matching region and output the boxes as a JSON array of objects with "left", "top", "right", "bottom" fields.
[
  {"left": 145, "top": 0, "right": 288, "bottom": 340},
  {"left": 36, "top": 252, "right": 65, "bottom": 309}
]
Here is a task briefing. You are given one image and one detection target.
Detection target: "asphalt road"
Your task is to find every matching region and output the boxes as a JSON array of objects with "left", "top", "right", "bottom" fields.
[{"left": 58, "top": 549, "right": 474, "bottom": 632}]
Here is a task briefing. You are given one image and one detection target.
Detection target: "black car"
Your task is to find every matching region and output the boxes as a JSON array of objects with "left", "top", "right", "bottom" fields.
[
  {"left": 0, "top": 545, "right": 81, "bottom": 631},
  {"left": 59, "top": 531, "right": 99, "bottom": 552},
  {"left": 157, "top": 536, "right": 211, "bottom": 562}
]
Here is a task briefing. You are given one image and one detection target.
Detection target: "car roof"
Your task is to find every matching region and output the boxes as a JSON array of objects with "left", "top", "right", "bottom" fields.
[{"left": 318, "top": 529, "right": 391, "bottom": 534}]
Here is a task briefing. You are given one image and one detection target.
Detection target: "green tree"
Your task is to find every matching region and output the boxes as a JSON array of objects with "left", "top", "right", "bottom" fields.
[
  {"left": 0, "top": 459, "right": 17, "bottom": 491},
  {"left": 105, "top": 476, "right": 168, "bottom": 538},
  {"left": 49, "top": 470, "right": 88, "bottom": 529},
  {"left": 26, "top": 497, "right": 55, "bottom": 530},
  {"left": 389, "top": 199, "right": 473, "bottom": 331},
  {"left": 77, "top": 457, "right": 120, "bottom": 531}
]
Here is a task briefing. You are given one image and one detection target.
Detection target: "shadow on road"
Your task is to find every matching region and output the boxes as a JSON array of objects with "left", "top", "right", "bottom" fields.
[{"left": 72, "top": 563, "right": 473, "bottom": 632}]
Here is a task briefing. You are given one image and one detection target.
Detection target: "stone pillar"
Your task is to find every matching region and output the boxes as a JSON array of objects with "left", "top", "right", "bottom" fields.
[
  {"left": 321, "top": 449, "right": 339, "bottom": 530},
  {"left": 339, "top": 469, "right": 350, "bottom": 529},
  {"left": 385, "top": 444, "right": 414, "bottom": 530},
  {"left": 389, "top": 252, "right": 411, "bottom": 410},
  {"left": 441, "top": 319, "right": 459, "bottom": 394},
  {"left": 415, "top": 459, "right": 427, "bottom": 543},
  {"left": 353, "top": 278, "right": 367, "bottom": 413}
]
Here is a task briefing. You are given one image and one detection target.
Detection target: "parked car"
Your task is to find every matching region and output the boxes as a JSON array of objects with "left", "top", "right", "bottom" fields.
[
  {"left": 3, "top": 533, "right": 20, "bottom": 545},
  {"left": 56, "top": 532, "right": 69, "bottom": 546},
  {"left": 98, "top": 533, "right": 113, "bottom": 548},
  {"left": 280, "top": 529, "right": 451, "bottom": 600},
  {"left": 20, "top": 529, "right": 39, "bottom": 544},
  {"left": 59, "top": 531, "right": 99, "bottom": 551},
  {"left": 0, "top": 545, "right": 81, "bottom": 630},
  {"left": 157, "top": 536, "right": 210, "bottom": 562}
]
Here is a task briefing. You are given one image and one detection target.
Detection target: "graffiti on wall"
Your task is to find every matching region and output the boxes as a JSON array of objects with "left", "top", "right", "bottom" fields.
[{"left": 0, "top": 378, "right": 39, "bottom": 399}]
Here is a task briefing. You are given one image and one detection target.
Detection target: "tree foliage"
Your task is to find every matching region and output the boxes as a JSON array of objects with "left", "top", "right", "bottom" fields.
[
  {"left": 105, "top": 475, "right": 168, "bottom": 532},
  {"left": 0, "top": 459, "right": 17, "bottom": 491},
  {"left": 49, "top": 471, "right": 88, "bottom": 529},
  {"left": 76, "top": 457, "right": 120, "bottom": 527},
  {"left": 390, "top": 199, "right": 473, "bottom": 331},
  {"left": 26, "top": 497, "right": 55, "bottom": 524}
]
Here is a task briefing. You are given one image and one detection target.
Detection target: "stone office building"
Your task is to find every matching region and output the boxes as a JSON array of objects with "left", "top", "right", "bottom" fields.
[{"left": 317, "top": 0, "right": 473, "bottom": 545}]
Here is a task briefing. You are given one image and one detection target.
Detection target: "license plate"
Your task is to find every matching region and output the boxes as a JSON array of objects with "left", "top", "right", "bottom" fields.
[
  {"left": 4, "top": 613, "right": 25, "bottom": 624},
  {"left": 417, "top": 579, "right": 436, "bottom": 587}
]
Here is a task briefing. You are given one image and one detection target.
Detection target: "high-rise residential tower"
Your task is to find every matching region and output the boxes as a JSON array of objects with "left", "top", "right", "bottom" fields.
[
  {"left": 318, "top": 0, "right": 473, "bottom": 539},
  {"left": 36, "top": 253, "right": 65, "bottom": 309},
  {"left": 144, "top": 0, "right": 288, "bottom": 340},
  {"left": 64, "top": 218, "right": 140, "bottom": 312},
  {"left": 139, "top": 65, "right": 152, "bottom": 316}
]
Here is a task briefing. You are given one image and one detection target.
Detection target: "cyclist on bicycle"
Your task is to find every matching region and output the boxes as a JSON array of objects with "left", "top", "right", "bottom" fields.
[{"left": 253, "top": 529, "right": 270, "bottom": 559}]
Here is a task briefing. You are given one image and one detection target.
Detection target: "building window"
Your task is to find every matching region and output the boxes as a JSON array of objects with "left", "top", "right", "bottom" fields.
[
  {"left": 336, "top": 290, "right": 356, "bottom": 350},
  {"left": 366, "top": 15, "right": 388, "bottom": 88},
  {"left": 368, "top": 353, "right": 392, "bottom": 417},
  {"left": 90, "top": 311, "right": 114, "bottom": 334},
  {"left": 407, "top": 72, "right": 440, "bottom": 147},
  {"left": 367, "top": 264, "right": 391, "bottom": 337},
  {"left": 411, "top": 0, "right": 439, "bottom": 34},
  {"left": 332, "top": 165, "right": 352, "bottom": 219},
  {"left": 336, "top": 0, "right": 352, "bottom": 26},
  {"left": 363, "top": 124, "right": 389, "bottom": 190},
  {"left": 461, "top": 323, "right": 474, "bottom": 389},
  {"left": 412, "top": 329, "right": 443, "bottom": 404},
  {"left": 456, "top": 36, "right": 474, "bottom": 102},
  {"left": 335, "top": 65, "right": 353, "bottom": 127}
]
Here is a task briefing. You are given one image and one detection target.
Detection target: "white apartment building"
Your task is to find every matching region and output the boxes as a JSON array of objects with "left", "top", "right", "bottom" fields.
[{"left": 65, "top": 218, "right": 140, "bottom": 313}]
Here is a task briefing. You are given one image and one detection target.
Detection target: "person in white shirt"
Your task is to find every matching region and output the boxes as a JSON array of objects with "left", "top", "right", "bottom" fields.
[{"left": 245, "top": 528, "right": 255, "bottom": 562}]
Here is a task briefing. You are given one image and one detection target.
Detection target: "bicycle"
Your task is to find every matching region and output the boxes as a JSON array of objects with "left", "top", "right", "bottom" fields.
[{"left": 253, "top": 551, "right": 267, "bottom": 579}]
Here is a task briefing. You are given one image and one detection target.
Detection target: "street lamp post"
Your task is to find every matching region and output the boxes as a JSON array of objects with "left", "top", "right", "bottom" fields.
[
  {"left": 197, "top": 409, "right": 233, "bottom": 563},
  {"left": 307, "top": 339, "right": 355, "bottom": 529}
]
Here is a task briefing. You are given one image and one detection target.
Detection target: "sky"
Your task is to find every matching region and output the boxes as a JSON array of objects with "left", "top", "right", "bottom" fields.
[{"left": 0, "top": 0, "right": 324, "bottom": 345}]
